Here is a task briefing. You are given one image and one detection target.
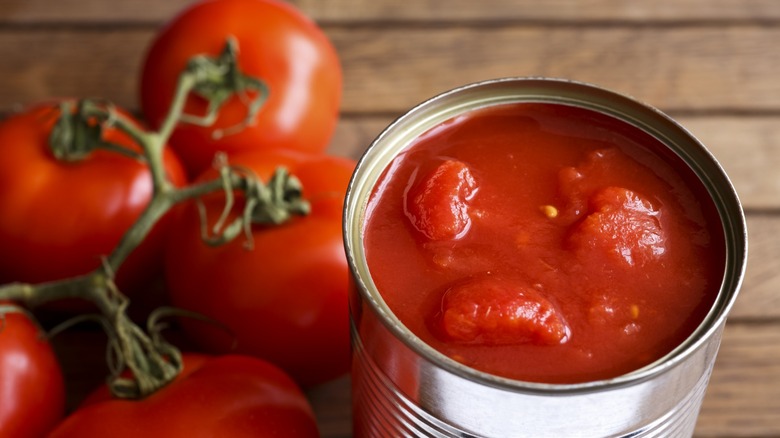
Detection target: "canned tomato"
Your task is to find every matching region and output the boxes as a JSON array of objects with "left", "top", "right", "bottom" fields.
[{"left": 343, "top": 78, "right": 747, "bottom": 437}]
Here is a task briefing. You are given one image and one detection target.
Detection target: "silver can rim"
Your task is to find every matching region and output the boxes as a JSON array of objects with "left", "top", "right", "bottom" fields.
[{"left": 343, "top": 76, "right": 748, "bottom": 395}]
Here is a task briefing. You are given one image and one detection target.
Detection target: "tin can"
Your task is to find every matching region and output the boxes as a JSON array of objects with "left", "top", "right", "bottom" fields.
[{"left": 343, "top": 78, "right": 747, "bottom": 437}]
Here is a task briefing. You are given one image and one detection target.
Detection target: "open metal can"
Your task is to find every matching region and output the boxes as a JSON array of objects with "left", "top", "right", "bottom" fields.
[{"left": 343, "top": 78, "right": 747, "bottom": 437}]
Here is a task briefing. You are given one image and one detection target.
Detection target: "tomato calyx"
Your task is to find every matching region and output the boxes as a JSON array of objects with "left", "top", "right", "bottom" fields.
[
  {"left": 200, "top": 155, "right": 310, "bottom": 247},
  {"left": 248, "top": 166, "right": 309, "bottom": 224},
  {"left": 103, "top": 306, "right": 183, "bottom": 399},
  {"left": 48, "top": 100, "right": 146, "bottom": 163},
  {"left": 178, "top": 36, "right": 269, "bottom": 140}
]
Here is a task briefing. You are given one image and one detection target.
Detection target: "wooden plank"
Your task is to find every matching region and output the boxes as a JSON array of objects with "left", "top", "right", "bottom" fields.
[
  {"left": 0, "top": 30, "right": 149, "bottom": 111},
  {"left": 334, "top": 26, "right": 780, "bottom": 114},
  {"left": 0, "top": 26, "right": 778, "bottom": 116},
  {"left": 0, "top": 0, "right": 192, "bottom": 24},
  {"left": 1, "top": 0, "right": 780, "bottom": 24},
  {"left": 293, "top": 0, "right": 780, "bottom": 23},
  {"left": 681, "top": 117, "right": 780, "bottom": 211},
  {"left": 731, "top": 214, "right": 780, "bottom": 320},
  {"left": 695, "top": 322, "right": 780, "bottom": 437},
  {"left": 294, "top": 0, "right": 780, "bottom": 23}
]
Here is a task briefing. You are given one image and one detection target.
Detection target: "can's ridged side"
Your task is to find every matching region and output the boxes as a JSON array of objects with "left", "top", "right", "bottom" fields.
[
  {"left": 353, "top": 327, "right": 461, "bottom": 438},
  {"left": 630, "top": 363, "right": 714, "bottom": 438},
  {"left": 352, "top": 319, "right": 719, "bottom": 438}
]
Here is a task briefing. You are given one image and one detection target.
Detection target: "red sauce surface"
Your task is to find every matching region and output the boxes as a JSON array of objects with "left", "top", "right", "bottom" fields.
[{"left": 363, "top": 102, "right": 725, "bottom": 384}]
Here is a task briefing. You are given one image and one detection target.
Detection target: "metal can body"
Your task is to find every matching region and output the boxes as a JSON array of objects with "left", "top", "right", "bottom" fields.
[{"left": 343, "top": 78, "right": 747, "bottom": 438}]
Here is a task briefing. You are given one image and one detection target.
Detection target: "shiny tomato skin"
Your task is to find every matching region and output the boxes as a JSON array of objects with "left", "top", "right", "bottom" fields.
[
  {"left": 0, "top": 102, "right": 187, "bottom": 297},
  {"left": 164, "top": 150, "right": 354, "bottom": 387},
  {"left": 140, "top": 0, "right": 342, "bottom": 177},
  {"left": 49, "top": 354, "right": 319, "bottom": 438},
  {"left": 0, "top": 308, "right": 65, "bottom": 437}
]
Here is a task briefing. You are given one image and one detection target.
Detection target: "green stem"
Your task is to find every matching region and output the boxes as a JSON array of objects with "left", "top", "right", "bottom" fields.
[
  {"left": 158, "top": 73, "right": 197, "bottom": 143},
  {"left": 105, "top": 196, "right": 173, "bottom": 275},
  {"left": 0, "top": 36, "right": 310, "bottom": 399},
  {"left": 77, "top": 101, "right": 171, "bottom": 194}
]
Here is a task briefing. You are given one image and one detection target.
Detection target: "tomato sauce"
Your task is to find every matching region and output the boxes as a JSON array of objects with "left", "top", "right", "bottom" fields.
[{"left": 363, "top": 103, "right": 725, "bottom": 384}]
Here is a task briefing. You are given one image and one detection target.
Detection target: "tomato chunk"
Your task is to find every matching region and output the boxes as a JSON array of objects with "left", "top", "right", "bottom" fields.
[
  {"left": 569, "top": 187, "right": 665, "bottom": 267},
  {"left": 438, "top": 277, "right": 569, "bottom": 346},
  {"left": 405, "top": 160, "right": 477, "bottom": 240}
]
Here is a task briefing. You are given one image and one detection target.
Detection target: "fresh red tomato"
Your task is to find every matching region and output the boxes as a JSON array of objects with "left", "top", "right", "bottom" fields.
[
  {"left": 140, "top": 0, "right": 342, "bottom": 177},
  {"left": 0, "top": 102, "right": 187, "bottom": 298},
  {"left": 49, "top": 354, "right": 319, "bottom": 437},
  {"left": 164, "top": 149, "right": 353, "bottom": 387},
  {"left": 0, "top": 305, "right": 65, "bottom": 437}
]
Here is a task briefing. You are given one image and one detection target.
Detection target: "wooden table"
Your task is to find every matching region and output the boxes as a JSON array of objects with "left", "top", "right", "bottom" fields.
[{"left": 1, "top": 1, "right": 779, "bottom": 436}]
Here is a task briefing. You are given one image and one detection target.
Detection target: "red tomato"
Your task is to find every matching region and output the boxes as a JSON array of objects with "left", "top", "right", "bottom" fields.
[
  {"left": 49, "top": 354, "right": 319, "bottom": 437},
  {"left": 140, "top": 0, "right": 342, "bottom": 177},
  {"left": 0, "top": 306, "right": 65, "bottom": 437},
  {"left": 0, "top": 102, "right": 187, "bottom": 297},
  {"left": 164, "top": 150, "right": 353, "bottom": 387}
]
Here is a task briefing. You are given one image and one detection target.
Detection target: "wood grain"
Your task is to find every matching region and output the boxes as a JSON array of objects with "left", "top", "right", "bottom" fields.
[
  {"left": 334, "top": 26, "right": 780, "bottom": 114},
  {"left": 695, "top": 322, "right": 780, "bottom": 437},
  {"left": 0, "top": 26, "right": 778, "bottom": 115},
  {"left": 1, "top": 0, "right": 780, "bottom": 24},
  {"left": 732, "top": 214, "right": 780, "bottom": 320}
]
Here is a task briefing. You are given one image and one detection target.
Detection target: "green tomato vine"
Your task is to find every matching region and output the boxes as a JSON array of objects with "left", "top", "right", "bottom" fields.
[{"left": 0, "top": 37, "right": 308, "bottom": 399}]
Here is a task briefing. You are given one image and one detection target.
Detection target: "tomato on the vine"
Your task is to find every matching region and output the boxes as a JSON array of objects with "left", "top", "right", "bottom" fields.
[
  {"left": 49, "top": 354, "right": 319, "bottom": 437},
  {"left": 140, "top": 0, "right": 342, "bottom": 177},
  {"left": 0, "top": 305, "right": 65, "bottom": 437},
  {"left": 0, "top": 102, "right": 187, "bottom": 297},
  {"left": 164, "top": 149, "right": 354, "bottom": 387}
]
